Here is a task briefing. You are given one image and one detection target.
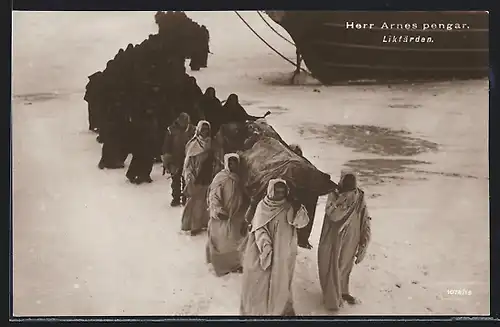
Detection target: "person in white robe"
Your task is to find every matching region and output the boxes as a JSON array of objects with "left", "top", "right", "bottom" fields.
[
  {"left": 181, "top": 120, "right": 215, "bottom": 236},
  {"left": 317, "top": 170, "right": 372, "bottom": 311},
  {"left": 206, "top": 153, "right": 248, "bottom": 276},
  {"left": 240, "top": 179, "right": 309, "bottom": 316}
]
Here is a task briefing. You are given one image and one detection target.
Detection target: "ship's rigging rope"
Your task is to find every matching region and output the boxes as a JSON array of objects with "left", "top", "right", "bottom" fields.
[
  {"left": 256, "top": 11, "right": 295, "bottom": 46},
  {"left": 233, "top": 11, "right": 312, "bottom": 75}
]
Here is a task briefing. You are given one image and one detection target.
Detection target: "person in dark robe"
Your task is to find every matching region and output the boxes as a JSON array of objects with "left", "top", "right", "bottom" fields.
[
  {"left": 179, "top": 76, "right": 204, "bottom": 123},
  {"left": 223, "top": 94, "right": 268, "bottom": 123},
  {"left": 318, "top": 170, "right": 372, "bottom": 311},
  {"left": 114, "top": 48, "right": 125, "bottom": 61},
  {"left": 126, "top": 110, "right": 157, "bottom": 184},
  {"left": 200, "top": 87, "right": 224, "bottom": 136},
  {"left": 162, "top": 112, "right": 196, "bottom": 206},
  {"left": 98, "top": 122, "right": 124, "bottom": 169},
  {"left": 187, "top": 76, "right": 203, "bottom": 99},
  {"left": 98, "top": 100, "right": 126, "bottom": 170},
  {"left": 116, "top": 114, "right": 133, "bottom": 165},
  {"left": 289, "top": 143, "right": 320, "bottom": 250},
  {"left": 154, "top": 11, "right": 163, "bottom": 25},
  {"left": 84, "top": 71, "right": 103, "bottom": 132},
  {"left": 126, "top": 48, "right": 136, "bottom": 59},
  {"left": 189, "top": 27, "right": 205, "bottom": 71},
  {"left": 149, "top": 102, "right": 165, "bottom": 164},
  {"left": 200, "top": 25, "right": 210, "bottom": 68}
]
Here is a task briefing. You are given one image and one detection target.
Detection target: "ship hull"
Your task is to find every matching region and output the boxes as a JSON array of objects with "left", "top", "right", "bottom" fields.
[{"left": 268, "top": 11, "right": 489, "bottom": 84}]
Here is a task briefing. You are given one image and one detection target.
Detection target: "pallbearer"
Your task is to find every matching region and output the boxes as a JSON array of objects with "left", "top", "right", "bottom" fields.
[
  {"left": 181, "top": 121, "right": 215, "bottom": 236},
  {"left": 200, "top": 25, "right": 210, "bottom": 68},
  {"left": 84, "top": 71, "right": 103, "bottom": 132},
  {"left": 318, "top": 170, "right": 372, "bottom": 311},
  {"left": 200, "top": 87, "right": 223, "bottom": 137},
  {"left": 162, "top": 113, "right": 196, "bottom": 206},
  {"left": 125, "top": 110, "right": 157, "bottom": 184},
  {"left": 289, "top": 143, "right": 320, "bottom": 250},
  {"left": 222, "top": 94, "right": 261, "bottom": 123},
  {"left": 240, "top": 179, "right": 309, "bottom": 316},
  {"left": 206, "top": 153, "right": 248, "bottom": 276}
]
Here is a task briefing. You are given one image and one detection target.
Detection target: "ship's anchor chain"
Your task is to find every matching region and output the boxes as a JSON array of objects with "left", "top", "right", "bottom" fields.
[{"left": 234, "top": 11, "right": 312, "bottom": 84}]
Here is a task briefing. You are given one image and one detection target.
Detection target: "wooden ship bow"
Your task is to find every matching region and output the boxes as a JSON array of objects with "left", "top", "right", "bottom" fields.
[{"left": 265, "top": 11, "right": 489, "bottom": 84}]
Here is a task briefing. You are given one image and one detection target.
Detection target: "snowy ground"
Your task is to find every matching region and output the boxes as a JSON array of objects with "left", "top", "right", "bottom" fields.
[{"left": 12, "top": 11, "right": 490, "bottom": 316}]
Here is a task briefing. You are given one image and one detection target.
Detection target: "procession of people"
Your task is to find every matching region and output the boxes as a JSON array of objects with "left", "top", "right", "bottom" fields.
[
  {"left": 148, "top": 106, "right": 372, "bottom": 315},
  {"left": 161, "top": 115, "right": 373, "bottom": 314},
  {"left": 83, "top": 11, "right": 373, "bottom": 316}
]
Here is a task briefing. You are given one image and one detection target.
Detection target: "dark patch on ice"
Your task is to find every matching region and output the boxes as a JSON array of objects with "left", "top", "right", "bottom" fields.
[
  {"left": 412, "top": 169, "right": 479, "bottom": 180},
  {"left": 388, "top": 104, "right": 422, "bottom": 109},
  {"left": 298, "top": 123, "right": 439, "bottom": 156},
  {"left": 239, "top": 99, "right": 260, "bottom": 106},
  {"left": 14, "top": 92, "right": 64, "bottom": 103},
  {"left": 346, "top": 158, "right": 430, "bottom": 174},
  {"left": 261, "top": 105, "right": 288, "bottom": 110},
  {"left": 344, "top": 158, "right": 430, "bottom": 186},
  {"left": 343, "top": 158, "right": 478, "bottom": 186}
]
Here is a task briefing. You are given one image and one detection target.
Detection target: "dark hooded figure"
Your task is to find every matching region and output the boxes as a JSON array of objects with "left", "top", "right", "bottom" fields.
[
  {"left": 126, "top": 110, "right": 157, "bottom": 184},
  {"left": 189, "top": 26, "right": 206, "bottom": 71},
  {"left": 114, "top": 48, "right": 125, "bottom": 60},
  {"left": 187, "top": 76, "right": 203, "bottom": 96},
  {"left": 222, "top": 94, "right": 262, "bottom": 123},
  {"left": 179, "top": 76, "right": 204, "bottom": 123},
  {"left": 200, "top": 87, "right": 224, "bottom": 136},
  {"left": 200, "top": 25, "right": 210, "bottom": 68},
  {"left": 115, "top": 113, "right": 133, "bottom": 165},
  {"left": 154, "top": 11, "right": 163, "bottom": 25},
  {"left": 289, "top": 143, "right": 320, "bottom": 250},
  {"left": 84, "top": 71, "right": 103, "bottom": 132},
  {"left": 98, "top": 100, "right": 126, "bottom": 170}
]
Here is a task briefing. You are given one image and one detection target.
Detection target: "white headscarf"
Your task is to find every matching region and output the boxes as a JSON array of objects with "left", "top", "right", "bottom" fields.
[
  {"left": 210, "top": 153, "right": 240, "bottom": 191},
  {"left": 265, "top": 178, "right": 288, "bottom": 202},
  {"left": 185, "top": 120, "right": 212, "bottom": 158},
  {"left": 195, "top": 120, "right": 211, "bottom": 136},
  {"left": 223, "top": 153, "right": 240, "bottom": 172},
  {"left": 251, "top": 178, "right": 295, "bottom": 232},
  {"left": 326, "top": 169, "right": 361, "bottom": 225}
]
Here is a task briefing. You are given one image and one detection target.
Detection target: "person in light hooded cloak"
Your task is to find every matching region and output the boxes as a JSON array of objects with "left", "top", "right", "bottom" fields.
[
  {"left": 317, "top": 170, "right": 372, "bottom": 311},
  {"left": 181, "top": 120, "right": 214, "bottom": 236},
  {"left": 206, "top": 153, "right": 248, "bottom": 276},
  {"left": 240, "top": 179, "right": 309, "bottom": 316}
]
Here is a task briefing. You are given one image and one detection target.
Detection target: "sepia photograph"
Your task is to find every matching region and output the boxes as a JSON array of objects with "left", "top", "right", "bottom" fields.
[{"left": 11, "top": 10, "right": 489, "bottom": 317}]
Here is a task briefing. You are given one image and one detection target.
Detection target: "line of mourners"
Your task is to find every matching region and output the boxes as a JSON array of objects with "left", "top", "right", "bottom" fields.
[{"left": 83, "top": 11, "right": 373, "bottom": 316}]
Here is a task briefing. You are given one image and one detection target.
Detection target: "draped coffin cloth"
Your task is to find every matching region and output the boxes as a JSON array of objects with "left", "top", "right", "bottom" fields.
[
  {"left": 216, "top": 119, "right": 285, "bottom": 154},
  {"left": 238, "top": 136, "right": 337, "bottom": 199},
  {"left": 248, "top": 120, "right": 285, "bottom": 143}
]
